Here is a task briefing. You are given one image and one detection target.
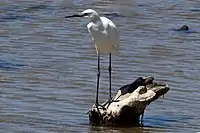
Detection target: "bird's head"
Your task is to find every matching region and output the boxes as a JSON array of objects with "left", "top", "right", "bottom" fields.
[
  {"left": 81, "top": 9, "right": 99, "bottom": 18},
  {"left": 65, "top": 9, "right": 100, "bottom": 21}
]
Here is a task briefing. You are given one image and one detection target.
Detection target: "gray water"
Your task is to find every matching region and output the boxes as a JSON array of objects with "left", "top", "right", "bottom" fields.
[{"left": 1, "top": 0, "right": 200, "bottom": 132}]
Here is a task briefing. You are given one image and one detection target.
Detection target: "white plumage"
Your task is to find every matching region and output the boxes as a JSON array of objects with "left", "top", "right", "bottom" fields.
[
  {"left": 65, "top": 9, "right": 120, "bottom": 106},
  {"left": 85, "top": 11, "right": 120, "bottom": 54}
]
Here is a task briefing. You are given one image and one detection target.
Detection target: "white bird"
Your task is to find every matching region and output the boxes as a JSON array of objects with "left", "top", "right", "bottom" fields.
[{"left": 65, "top": 9, "right": 120, "bottom": 106}]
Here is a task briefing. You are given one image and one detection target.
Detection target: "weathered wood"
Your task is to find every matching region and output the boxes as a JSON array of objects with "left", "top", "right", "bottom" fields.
[{"left": 88, "top": 76, "right": 170, "bottom": 126}]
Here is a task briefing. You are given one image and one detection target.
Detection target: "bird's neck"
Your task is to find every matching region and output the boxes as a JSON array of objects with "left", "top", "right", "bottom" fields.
[
  {"left": 90, "top": 15, "right": 101, "bottom": 23},
  {"left": 90, "top": 16, "right": 104, "bottom": 30}
]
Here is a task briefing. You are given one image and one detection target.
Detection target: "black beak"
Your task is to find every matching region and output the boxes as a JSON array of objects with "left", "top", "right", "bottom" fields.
[{"left": 65, "top": 14, "right": 85, "bottom": 18}]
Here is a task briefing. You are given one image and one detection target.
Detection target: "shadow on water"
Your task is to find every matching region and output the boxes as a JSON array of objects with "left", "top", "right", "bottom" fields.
[
  {"left": 78, "top": 117, "right": 169, "bottom": 133},
  {"left": 0, "top": 6, "right": 36, "bottom": 22},
  {"left": 21, "top": 4, "right": 49, "bottom": 12},
  {"left": 0, "top": 13, "right": 36, "bottom": 22},
  {"left": 103, "top": 12, "right": 126, "bottom": 18},
  {"left": 0, "top": 2, "right": 54, "bottom": 22}
]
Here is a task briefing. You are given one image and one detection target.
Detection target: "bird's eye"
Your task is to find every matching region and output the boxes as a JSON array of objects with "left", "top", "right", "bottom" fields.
[{"left": 83, "top": 13, "right": 91, "bottom": 16}]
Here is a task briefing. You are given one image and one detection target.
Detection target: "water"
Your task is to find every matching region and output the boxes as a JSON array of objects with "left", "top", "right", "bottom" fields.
[{"left": 1, "top": 0, "right": 200, "bottom": 132}]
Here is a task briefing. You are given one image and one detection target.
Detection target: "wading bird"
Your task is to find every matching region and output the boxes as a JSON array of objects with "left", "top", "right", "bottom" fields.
[{"left": 65, "top": 9, "right": 119, "bottom": 107}]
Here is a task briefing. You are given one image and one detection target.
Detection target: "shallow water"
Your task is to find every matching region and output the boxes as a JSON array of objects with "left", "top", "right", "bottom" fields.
[{"left": 1, "top": 0, "right": 200, "bottom": 132}]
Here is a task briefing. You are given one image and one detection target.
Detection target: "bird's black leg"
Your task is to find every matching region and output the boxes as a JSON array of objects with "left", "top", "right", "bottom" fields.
[
  {"left": 109, "top": 53, "right": 112, "bottom": 101},
  {"left": 102, "top": 53, "right": 115, "bottom": 108},
  {"left": 96, "top": 53, "right": 100, "bottom": 105},
  {"left": 102, "top": 53, "right": 113, "bottom": 108},
  {"left": 95, "top": 54, "right": 106, "bottom": 110}
]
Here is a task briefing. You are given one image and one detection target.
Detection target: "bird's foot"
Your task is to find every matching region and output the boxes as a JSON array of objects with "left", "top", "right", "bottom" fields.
[
  {"left": 102, "top": 98, "right": 117, "bottom": 108},
  {"left": 94, "top": 103, "right": 106, "bottom": 110}
]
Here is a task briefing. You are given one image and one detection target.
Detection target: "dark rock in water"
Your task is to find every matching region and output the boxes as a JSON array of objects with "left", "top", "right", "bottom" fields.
[
  {"left": 173, "top": 25, "right": 189, "bottom": 31},
  {"left": 179, "top": 25, "right": 189, "bottom": 31},
  {"left": 172, "top": 25, "right": 198, "bottom": 33}
]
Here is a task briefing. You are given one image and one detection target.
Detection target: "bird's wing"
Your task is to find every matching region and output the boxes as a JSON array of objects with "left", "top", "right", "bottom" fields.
[
  {"left": 107, "top": 20, "right": 120, "bottom": 52},
  {"left": 101, "top": 17, "right": 120, "bottom": 53},
  {"left": 87, "top": 23, "right": 95, "bottom": 42},
  {"left": 87, "top": 23, "right": 93, "bottom": 37}
]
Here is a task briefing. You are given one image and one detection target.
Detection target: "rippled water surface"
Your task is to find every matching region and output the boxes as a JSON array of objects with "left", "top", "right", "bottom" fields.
[{"left": 1, "top": 0, "right": 200, "bottom": 132}]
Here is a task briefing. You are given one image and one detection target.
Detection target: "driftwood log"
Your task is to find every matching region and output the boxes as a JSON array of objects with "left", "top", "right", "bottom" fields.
[{"left": 88, "top": 76, "right": 170, "bottom": 126}]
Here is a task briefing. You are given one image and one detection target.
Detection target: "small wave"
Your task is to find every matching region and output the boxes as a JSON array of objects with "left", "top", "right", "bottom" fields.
[
  {"left": 0, "top": 13, "right": 36, "bottom": 22},
  {"left": 0, "top": 60, "right": 26, "bottom": 71},
  {"left": 189, "top": 8, "right": 200, "bottom": 12}
]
